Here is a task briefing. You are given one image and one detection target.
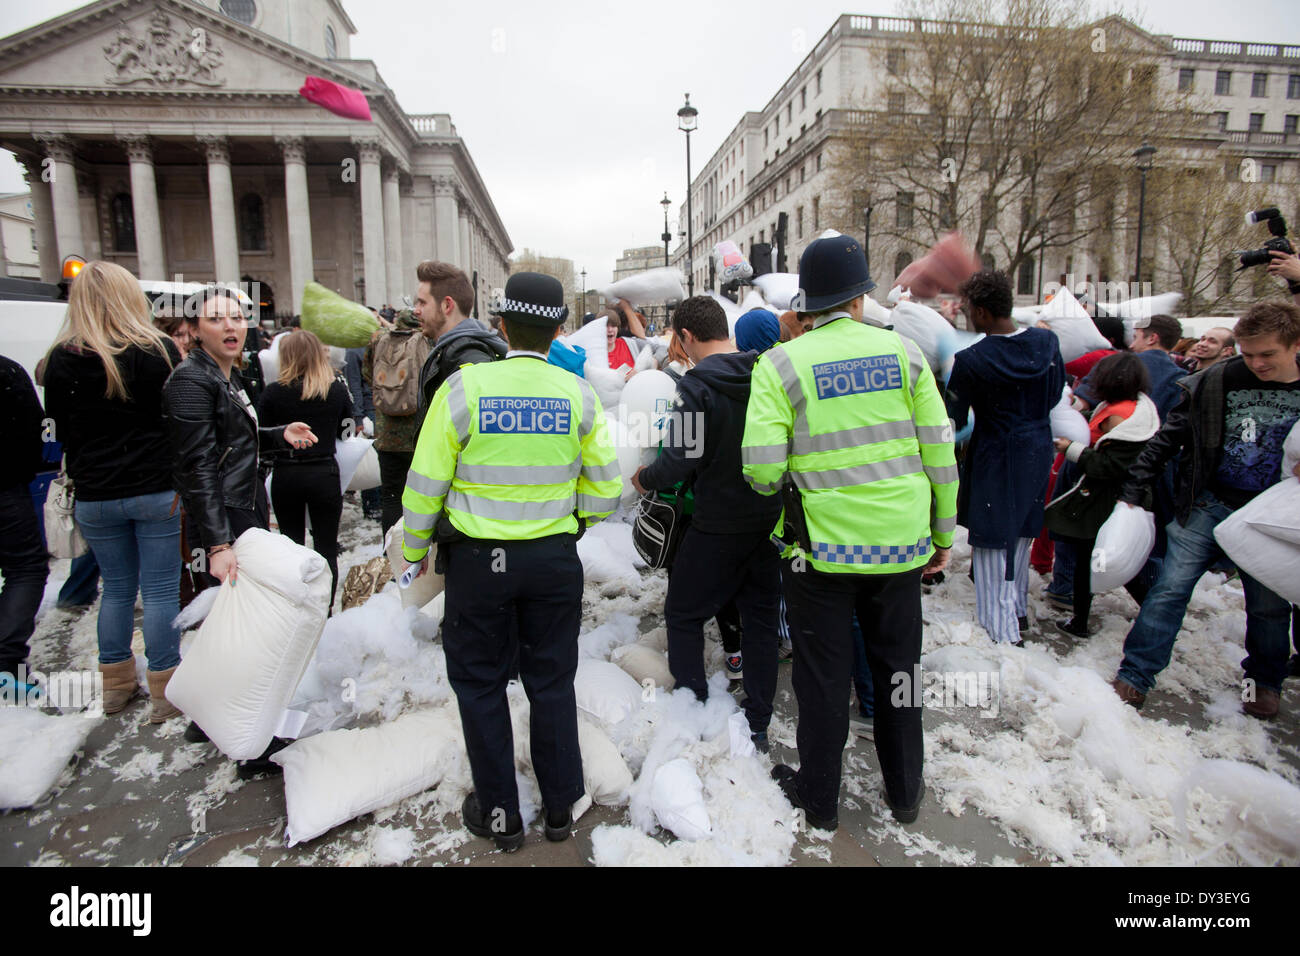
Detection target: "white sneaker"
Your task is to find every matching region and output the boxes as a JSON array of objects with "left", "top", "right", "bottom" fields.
[{"left": 724, "top": 652, "right": 743, "bottom": 681}]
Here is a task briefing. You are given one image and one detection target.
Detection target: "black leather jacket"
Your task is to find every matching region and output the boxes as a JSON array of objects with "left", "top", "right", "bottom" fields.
[{"left": 163, "top": 347, "right": 287, "bottom": 549}]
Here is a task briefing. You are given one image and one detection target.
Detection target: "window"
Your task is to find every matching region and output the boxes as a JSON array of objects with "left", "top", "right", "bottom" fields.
[
  {"left": 980, "top": 194, "right": 995, "bottom": 227},
  {"left": 740, "top": 171, "right": 744, "bottom": 189},
  {"left": 1017, "top": 257, "right": 1035, "bottom": 295},
  {"left": 816, "top": 153, "right": 823, "bottom": 173},
  {"left": 1249, "top": 112, "right": 1264, "bottom": 133},
  {"left": 800, "top": 87, "right": 807, "bottom": 110},
  {"left": 30, "top": 227, "right": 37, "bottom": 251},
  {"left": 812, "top": 196, "right": 820, "bottom": 230},
  {"left": 1251, "top": 72, "right": 1268, "bottom": 97},
  {"left": 1286, "top": 115, "right": 1298, "bottom": 135},
  {"left": 894, "top": 252, "right": 913, "bottom": 276},
  {"left": 1178, "top": 68, "right": 1194, "bottom": 92},
  {"left": 111, "top": 193, "right": 136, "bottom": 253},
  {"left": 896, "top": 191, "right": 914, "bottom": 228},
  {"left": 816, "top": 68, "right": 822, "bottom": 94},
  {"left": 324, "top": 24, "right": 336, "bottom": 58},
  {"left": 796, "top": 206, "right": 804, "bottom": 239},
  {"left": 759, "top": 229, "right": 764, "bottom": 244},
  {"left": 219, "top": 0, "right": 256, "bottom": 24},
  {"left": 1261, "top": 164, "right": 1276, "bottom": 183},
  {"left": 775, "top": 116, "right": 780, "bottom": 136},
  {"left": 740, "top": 140, "right": 744, "bottom": 156},
  {"left": 889, "top": 92, "right": 905, "bottom": 113},
  {"left": 786, "top": 103, "right": 792, "bottom": 123},
  {"left": 1215, "top": 111, "right": 1229, "bottom": 131},
  {"left": 764, "top": 129, "right": 769, "bottom": 147},
  {"left": 1216, "top": 70, "right": 1231, "bottom": 95},
  {"left": 887, "top": 48, "right": 904, "bottom": 75},
  {"left": 1290, "top": 74, "right": 1300, "bottom": 98},
  {"left": 238, "top": 193, "right": 267, "bottom": 251},
  {"left": 800, "top": 165, "right": 806, "bottom": 184},
  {"left": 939, "top": 193, "right": 956, "bottom": 230}
]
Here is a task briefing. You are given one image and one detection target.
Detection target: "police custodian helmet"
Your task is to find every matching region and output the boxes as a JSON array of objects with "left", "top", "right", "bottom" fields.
[{"left": 794, "top": 233, "right": 877, "bottom": 312}]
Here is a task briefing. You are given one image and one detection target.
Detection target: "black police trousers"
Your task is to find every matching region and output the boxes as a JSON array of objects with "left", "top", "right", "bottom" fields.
[
  {"left": 442, "top": 533, "right": 585, "bottom": 816},
  {"left": 782, "top": 561, "right": 925, "bottom": 820}
]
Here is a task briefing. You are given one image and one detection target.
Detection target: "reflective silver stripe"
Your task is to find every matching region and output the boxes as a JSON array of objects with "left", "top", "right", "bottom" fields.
[
  {"left": 447, "top": 373, "right": 471, "bottom": 444},
  {"left": 576, "top": 493, "right": 621, "bottom": 514},
  {"left": 745, "top": 477, "right": 782, "bottom": 494},
  {"left": 457, "top": 456, "right": 581, "bottom": 485},
  {"left": 580, "top": 459, "right": 623, "bottom": 482},
  {"left": 900, "top": 336, "right": 927, "bottom": 395},
  {"left": 933, "top": 515, "right": 957, "bottom": 534},
  {"left": 404, "top": 527, "right": 432, "bottom": 552},
  {"left": 406, "top": 470, "right": 451, "bottom": 499},
  {"left": 792, "top": 454, "right": 924, "bottom": 491},
  {"left": 447, "top": 489, "right": 575, "bottom": 521},
  {"left": 916, "top": 424, "right": 952, "bottom": 444},
  {"left": 742, "top": 443, "right": 789, "bottom": 466},
  {"left": 924, "top": 463, "right": 960, "bottom": 484},
  {"left": 766, "top": 347, "right": 806, "bottom": 413},
  {"left": 577, "top": 380, "right": 596, "bottom": 437},
  {"left": 403, "top": 505, "right": 437, "bottom": 533},
  {"left": 792, "top": 419, "right": 916, "bottom": 455}
]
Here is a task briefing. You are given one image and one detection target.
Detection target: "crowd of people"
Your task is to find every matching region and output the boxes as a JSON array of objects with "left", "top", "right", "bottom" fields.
[{"left": 2, "top": 240, "right": 1298, "bottom": 853}]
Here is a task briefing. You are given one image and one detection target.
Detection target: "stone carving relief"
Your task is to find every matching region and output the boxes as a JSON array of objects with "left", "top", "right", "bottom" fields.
[{"left": 104, "top": 11, "right": 225, "bottom": 87}]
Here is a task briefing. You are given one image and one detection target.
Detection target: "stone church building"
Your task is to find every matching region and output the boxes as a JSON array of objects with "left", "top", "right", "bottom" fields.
[{"left": 0, "top": 0, "right": 513, "bottom": 317}]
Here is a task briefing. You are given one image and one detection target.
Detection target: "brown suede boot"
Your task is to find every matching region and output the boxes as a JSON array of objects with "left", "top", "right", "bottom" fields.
[
  {"left": 146, "top": 666, "right": 181, "bottom": 723},
  {"left": 100, "top": 658, "right": 140, "bottom": 714}
]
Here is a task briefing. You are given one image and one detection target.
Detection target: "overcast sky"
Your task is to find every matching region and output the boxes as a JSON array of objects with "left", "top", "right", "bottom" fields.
[{"left": 2, "top": 0, "right": 1299, "bottom": 287}]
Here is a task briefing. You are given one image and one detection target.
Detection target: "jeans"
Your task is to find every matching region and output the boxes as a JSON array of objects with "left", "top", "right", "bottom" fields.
[
  {"left": 57, "top": 552, "right": 100, "bottom": 607},
  {"left": 1118, "top": 493, "right": 1293, "bottom": 694},
  {"left": 1046, "top": 538, "right": 1076, "bottom": 599},
  {"left": 75, "top": 490, "right": 182, "bottom": 671},
  {"left": 0, "top": 484, "right": 49, "bottom": 673}
]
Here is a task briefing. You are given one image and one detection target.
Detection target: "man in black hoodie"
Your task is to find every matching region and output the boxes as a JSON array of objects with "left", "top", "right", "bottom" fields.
[{"left": 632, "top": 297, "right": 782, "bottom": 750}]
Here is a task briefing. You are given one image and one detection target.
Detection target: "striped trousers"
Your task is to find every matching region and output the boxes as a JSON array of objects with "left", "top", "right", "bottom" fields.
[{"left": 971, "top": 538, "right": 1032, "bottom": 644}]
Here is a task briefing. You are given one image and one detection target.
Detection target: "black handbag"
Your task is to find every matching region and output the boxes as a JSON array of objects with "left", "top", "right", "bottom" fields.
[{"left": 632, "top": 485, "right": 691, "bottom": 570}]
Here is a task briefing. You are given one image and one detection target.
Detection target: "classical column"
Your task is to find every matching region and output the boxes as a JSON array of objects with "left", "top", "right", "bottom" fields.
[
  {"left": 356, "top": 140, "right": 386, "bottom": 308},
  {"left": 432, "top": 175, "right": 459, "bottom": 266},
  {"left": 34, "top": 135, "right": 85, "bottom": 266},
  {"left": 400, "top": 187, "right": 417, "bottom": 291},
  {"left": 117, "top": 134, "right": 165, "bottom": 280},
  {"left": 20, "top": 156, "right": 59, "bottom": 282},
  {"left": 276, "top": 136, "right": 314, "bottom": 315},
  {"left": 458, "top": 203, "right": 473, "bottom": 277},
  {"left": 198, "top": 135, "right": 239, "bottom": 284},
  {"left": 382, "top": 164, "right": 404, "bottom": 307}
]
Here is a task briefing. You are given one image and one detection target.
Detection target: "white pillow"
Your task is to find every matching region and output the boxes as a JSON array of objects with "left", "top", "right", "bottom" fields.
[
  {"left": 385, "top": 522, "right": 443, "bottom": 610},
  {"left": 611, "top": 643, "right": 674, "bottom": 689},
  {"left": 347, "top": 444, "right": 381, "bottom": 492},
  {"left": 166, "top": 528, "right": 331, "bottom": 760},
  {"left": 573, "top": 659, "right": 643, "bottom": 728},
  {"left": 272, "top": 707, "right": 464, "bottom": 846},
  {"left": 1214, "top": 477, "right": 1300, "bottom": 605},
  {"left": 578, "top": 717, "right": 634, "bottom": 807},
  {"left": 752, "top": 273, "right": 799, "bottom": 311},
  {"left": 599, "top": 267, "right": 686, "bottom": 307},
  {"left": 0, "top": 708, "right": 97, "bottom": 809},
  {"left": 1050, "top": 388, "right": 1091, "bottom": 445},
  {"left": 1039, "top": 288, "right": 1110, "bottom": 363},
  {"left": 650, "top": 757, "right": 712, "bottom": 841},
  {"left": 1091, "top": 503, "right": 1156, "bottom": 594}
]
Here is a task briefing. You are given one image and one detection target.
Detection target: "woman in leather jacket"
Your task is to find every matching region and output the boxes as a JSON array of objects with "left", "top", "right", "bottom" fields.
[{"left": 163, "top": 288, "right": 317, "bottom": 585}]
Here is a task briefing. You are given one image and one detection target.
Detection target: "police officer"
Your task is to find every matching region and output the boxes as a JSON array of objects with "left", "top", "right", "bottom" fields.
[
  {"left": 741, "top": 234, "right": 958, "bottom": 830},
  {"left": 401, "top": 273, "right": 622, "bottom": 851}
]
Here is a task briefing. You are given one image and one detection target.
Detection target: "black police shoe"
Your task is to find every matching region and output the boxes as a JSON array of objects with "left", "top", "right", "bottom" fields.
[
  {"left": 771, "top": 764, "right": 837, "bottom": 831},
  {"left": 884, "top": 783, "right": 926, "bottom": 825},
  {"left": 236, "top": 737, "right": 290, "bottom": 780},
  {"left": 751, "top": 731, "right": 770, "bottom": 754},
  {"left": 542, "top": 804, "right": 572, "bottom": 843},
  {"left": 462, "top": 792, "right": 525, "bottom": 852},
  {"left": 184, "top": 721, "right": 209, "bottom": 743}
]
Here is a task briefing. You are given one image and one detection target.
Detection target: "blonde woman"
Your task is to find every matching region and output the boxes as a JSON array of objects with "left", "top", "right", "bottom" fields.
[
  {"left": 257, "top": 330, "right": 351, "bottom": 609},
  {"left": 42, "top": 261, "right": 183, "bottom": 721}
]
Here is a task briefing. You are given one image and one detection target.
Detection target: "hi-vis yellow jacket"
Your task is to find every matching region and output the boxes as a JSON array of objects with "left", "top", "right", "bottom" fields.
[
  {"left": 741, "top": 314, "right": 958, "bottom": 574},
  {"left": 401, "top": 356, "right": 622, "bottom": 562}
]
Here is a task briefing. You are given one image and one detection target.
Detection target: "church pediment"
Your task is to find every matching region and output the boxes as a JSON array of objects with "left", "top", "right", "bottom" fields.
[{"left": 0, "top": 0, "right": 375, "bottom": 97}]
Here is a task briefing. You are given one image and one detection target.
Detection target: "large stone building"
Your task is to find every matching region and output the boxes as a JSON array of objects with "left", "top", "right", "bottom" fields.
[
  {"left": 613, "top": 244, "right": 668, "bottom": 281},
  {"left": 0, "top": 192, "right": 39, "bottom": 278},
  {"left": 0, "top": 0, "right": 512, "bottom": 317},
  {"left": 674, "top": 13, "right": 1300, "bottom": 307}
]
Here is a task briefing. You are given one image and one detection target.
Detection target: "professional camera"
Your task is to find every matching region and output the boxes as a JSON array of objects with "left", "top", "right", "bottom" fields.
[{"left": 1235, "top": 207, "right": 1294, "bottom": 270}]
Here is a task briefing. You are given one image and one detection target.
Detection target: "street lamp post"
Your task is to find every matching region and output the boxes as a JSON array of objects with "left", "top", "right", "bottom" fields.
[
  {"left": 863, "top": 204, "right": 874, "bottom": 277},
  {"left": 678, "top": 94, "right": 698, "bottom": 296},
  {"left": 579, "top": 268, "right": 586, "bottom": 319},
  {"left": 660, "top": 192, "right": 672, "bottom": 269},
  {"left": 1133, "top": 141, "right": 1156, "bottom": 286}
]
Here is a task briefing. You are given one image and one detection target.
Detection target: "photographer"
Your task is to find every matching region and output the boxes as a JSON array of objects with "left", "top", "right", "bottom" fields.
[{"left": 1268, "top": 249, "right": 1300, "bottom": 307}]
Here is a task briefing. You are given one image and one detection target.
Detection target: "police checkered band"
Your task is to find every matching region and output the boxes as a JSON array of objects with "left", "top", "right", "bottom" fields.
[
  {"left": 501, "top": 297, "right": 565, "bottom": 320},
  {"left": 812, "top": 536, "right": 932, "bottom": 565}
]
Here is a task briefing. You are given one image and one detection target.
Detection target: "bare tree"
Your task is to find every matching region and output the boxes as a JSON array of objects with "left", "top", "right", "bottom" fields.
[{"left": 826, "top": 0, "right": 1202, "bottom": 292}]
